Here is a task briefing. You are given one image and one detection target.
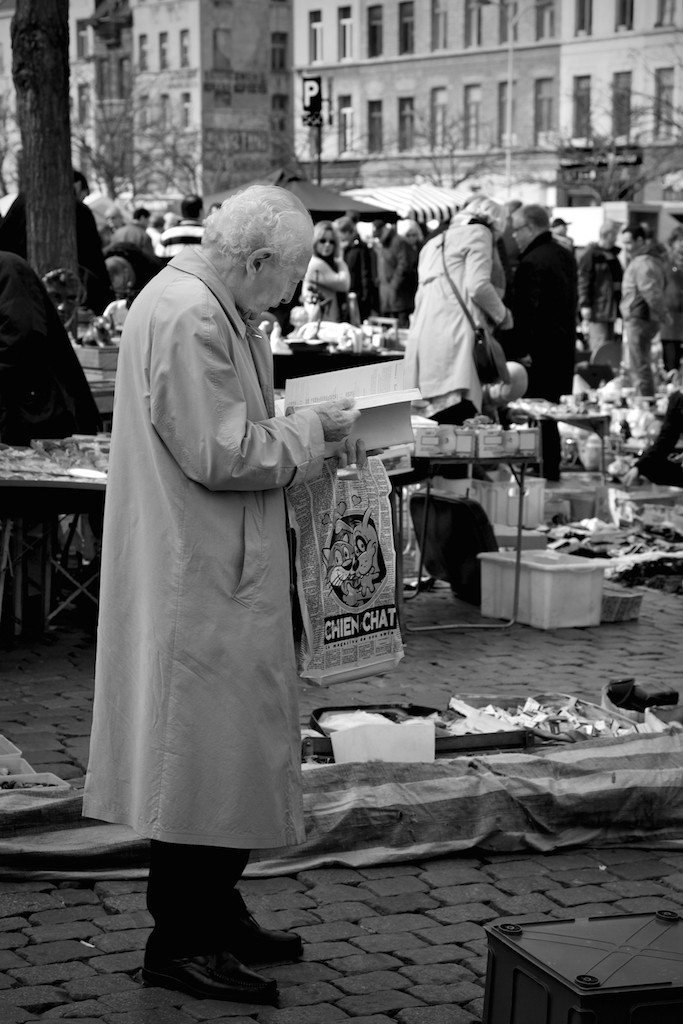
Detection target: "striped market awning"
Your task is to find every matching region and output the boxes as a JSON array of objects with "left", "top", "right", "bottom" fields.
[{"left": 341, "top": 183, "right": 469, "bottom": 224}]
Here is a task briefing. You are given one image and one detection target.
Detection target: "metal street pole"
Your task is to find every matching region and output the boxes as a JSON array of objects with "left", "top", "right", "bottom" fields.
[{"left": 504, "top": 7, "right": 514, "bottom": 198}]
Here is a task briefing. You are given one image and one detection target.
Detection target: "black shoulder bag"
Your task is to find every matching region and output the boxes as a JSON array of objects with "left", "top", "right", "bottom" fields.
[{"left": 440, "top": 238, "right": 510, "bottom": 386}]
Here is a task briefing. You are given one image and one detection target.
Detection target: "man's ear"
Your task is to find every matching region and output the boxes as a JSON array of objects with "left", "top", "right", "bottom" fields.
[{"left": 247, "top": 247, "right": 273, "bottom": 274}]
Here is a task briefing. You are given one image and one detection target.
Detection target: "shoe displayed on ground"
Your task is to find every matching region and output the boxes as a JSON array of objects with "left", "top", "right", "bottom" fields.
[
  {"left": 142, "top": 949, "right": 278, "bottom": 1003},
  {"left": 229, "top": 890, "right": 303, "bottom": 964}
]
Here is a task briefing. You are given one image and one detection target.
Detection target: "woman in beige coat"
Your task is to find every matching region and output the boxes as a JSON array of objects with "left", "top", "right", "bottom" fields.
[
  {"left": 404, "top": 195, "right": 512, "bottom": 424},
  {"left": 83, "top": 186, "right": 362, "bottom": 1005}
]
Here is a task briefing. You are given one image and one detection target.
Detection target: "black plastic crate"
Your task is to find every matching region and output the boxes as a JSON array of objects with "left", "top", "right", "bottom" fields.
[{"left": 483, "top": 911, "right": 683, "bottom": 1023}]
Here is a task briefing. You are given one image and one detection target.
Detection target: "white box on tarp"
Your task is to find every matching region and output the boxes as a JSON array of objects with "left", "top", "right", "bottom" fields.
[
  {"left": 478, "top": 549, "right": 606, "bottom": 629},
  {"left": 473, "top": 478, "right": 546, "bottom": 529},
  {"left": 330, "top": 722, "right": 436, "bottom": 763}
]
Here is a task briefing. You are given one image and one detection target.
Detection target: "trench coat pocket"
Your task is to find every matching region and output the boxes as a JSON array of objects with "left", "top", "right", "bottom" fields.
[{"left": 231, "top": 498, "right": 263, "bottom": 607}]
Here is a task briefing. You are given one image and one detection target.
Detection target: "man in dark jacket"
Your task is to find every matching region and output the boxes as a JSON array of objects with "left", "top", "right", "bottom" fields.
[
  {"left": 334, "top": 215, "right": 378, "bottom": 319},
  {"left": 578, "top": 220, "right": 623, "bottom": 356},
  {"left": 377, "top": 224, "right": 418, "bottom": 327},
  {"left": 509, "top": 204, "right": 578, "bottom": 481},
  {"left": 0, "top": 252, "right": 101, "bottom": 445}
]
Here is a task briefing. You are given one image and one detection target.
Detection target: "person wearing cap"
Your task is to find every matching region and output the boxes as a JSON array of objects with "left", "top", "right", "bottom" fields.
[
  {"left": 551, "top": 217, "right": 574, "bottom": 253},
  {"left": 577, "top": 220, "right": 623, "bottom": 357}
]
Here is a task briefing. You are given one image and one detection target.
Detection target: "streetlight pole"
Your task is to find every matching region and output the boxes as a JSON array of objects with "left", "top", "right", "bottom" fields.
[{"left": 479, "top": 1, "right": 550, "bottom": 198}]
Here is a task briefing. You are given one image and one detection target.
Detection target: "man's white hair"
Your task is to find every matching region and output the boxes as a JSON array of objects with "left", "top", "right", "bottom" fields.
[{"left": 203, "top": 185, "right": 313, "bottom": 266}]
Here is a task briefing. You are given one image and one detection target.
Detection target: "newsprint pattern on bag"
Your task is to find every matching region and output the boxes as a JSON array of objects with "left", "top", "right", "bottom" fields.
[{"left": 288, "top": 456, "right": 404, "bottom": 686}]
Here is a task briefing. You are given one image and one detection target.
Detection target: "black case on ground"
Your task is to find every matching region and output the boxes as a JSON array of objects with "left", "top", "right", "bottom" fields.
[{"left": 409, "top": 492, "right": 498, "bottom": 604}]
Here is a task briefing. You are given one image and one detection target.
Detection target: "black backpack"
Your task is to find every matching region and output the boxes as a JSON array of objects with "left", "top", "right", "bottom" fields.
[{"left": 409, "top": 493, "right": 498, "bottom": 605}]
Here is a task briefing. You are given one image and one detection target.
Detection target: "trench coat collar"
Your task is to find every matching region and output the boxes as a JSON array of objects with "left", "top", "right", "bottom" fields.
[{"left": 167, "top": 245, "right": 275, "bottom": 416}]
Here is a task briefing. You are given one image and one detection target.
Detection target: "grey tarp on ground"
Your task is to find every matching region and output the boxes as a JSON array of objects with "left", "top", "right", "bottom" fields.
[{"left": 0, "top": 731, "right": 682, "bottom": 880}]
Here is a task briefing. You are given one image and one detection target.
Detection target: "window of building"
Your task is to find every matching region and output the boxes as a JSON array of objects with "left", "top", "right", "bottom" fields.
[
  {"left": 497, "top": 81, "right": 515, "bottom": 146},
  {"left": 575, "top": 0, "right": 592, "bottom": 34},
  {"left": 271, "top": 32, "right": 287, "bottom": 71},
  {"left": 160, "top": 93, "right": 170, "bottom": 129},
  {"left": 464, "top": 0, "right": 482, "bottom": 47},
  {"left": 309, "top": 10, "right": 322, "bottom": 63},
  {"left": 615, "top": 0, "right": 633, "bottom": 29},
  {"left": 399, "top": 2, "right": 414, "bottom": 54},
  {"left": 118, "top": 56, "right": 131, "bottom": 99},
  {"left": 430, "top": 86, "right": 448, "bottom": 147},
  {"left": 398, "top": 96, "right": 414, "bottom": 150},
  {"left": 213, "top": 28, "right": 231, "bottom": 70},
  {"left": 271, "top": 93, "right": 289, "bottom": 133},
  {"left": 655, "top": 67, "right": 674, "bottom": 138},
  {"left": 76, "top": 20, "right": 89, "bottom": 60},
  {"left": 656, "top": 0, "right": 676, "bottom": 25},
  {"left": 534, "top": 77, "right": 554, "bottom": 143},
  {"left": 180, "top": 29, "right": 190, "bottom": 68},
  {"left": 368, "top": 6, "right": 383, "bottom": 57},
  {"left": 536, "top": 0, "right": 555, "bottom": 39},
  {"left": 159, "top": 32, "right": 169, "bottom": 70},
  {"left": 573, "top": 75, "right": 591, "bottom": 137},
  {"left": 138, "top": 95, "right": 148, "bottom": 130},
  {"left": 368, "top": 100, "right": 383, "bottom": 152},
  {"left": 612, "top": 71, "right": 631, "bottom": 138},
  {"left": 499, "top": 2, "right": 518, "bottom": 45},
  {"left": 464, "top": 84, "right": 481, "bottom": 149},
  {"left": 432, "top": 0, "right": 447, "bottom": 50},
  {"left": 77, "top": 83, "right": 89, "bottom": 124},
  {"left": 181, "top": 92, "right": 191, "bottom": 129},
  {"left": 338, "top": 95, "right": 353, "bottom": 153},
  {"left": 338, "top": 6, "right": 352, "bottom": 59},
  {"left": 138, "top": 34, "right": 148, "bottom": 72}
]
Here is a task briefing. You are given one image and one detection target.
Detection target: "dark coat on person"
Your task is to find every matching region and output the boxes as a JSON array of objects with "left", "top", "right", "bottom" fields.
[
  {"left": 0, "top": 252, "right": 101, "bottom": 445},
  {"left": 377, "top": 228, "right": 418, "bottom": 315},
  {"left": 635, "top": 389, "right": 683, "bottom": 487},
  {"left": 342, "top": 234, "right": 378, "bottom": 319},
  {"left": 0, "top": 193, "right": 114, "bottom": 315},
  {"left": 577, "top": 242, "right": 623, "bottom": 323},
  {"left": 509, "top": 232, "right": 578, "bottom": 402}
]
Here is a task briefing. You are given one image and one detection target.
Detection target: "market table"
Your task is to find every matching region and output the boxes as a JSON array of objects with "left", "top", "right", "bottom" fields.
[{"left": 0, "top": 475, "right": 105, "bottom": 635}]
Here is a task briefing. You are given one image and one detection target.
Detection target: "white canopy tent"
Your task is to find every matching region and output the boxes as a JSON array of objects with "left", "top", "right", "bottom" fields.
[{"left": 341, "top": 183, "right": 469, "bottom": 224}]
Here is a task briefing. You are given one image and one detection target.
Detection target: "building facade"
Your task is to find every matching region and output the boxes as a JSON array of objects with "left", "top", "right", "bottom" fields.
[
  {"left": 292, "top": 0, "right": 683, "bottom": 207},
  {"left": 0, "top": 0, "right": 680, "bottom": 207}
]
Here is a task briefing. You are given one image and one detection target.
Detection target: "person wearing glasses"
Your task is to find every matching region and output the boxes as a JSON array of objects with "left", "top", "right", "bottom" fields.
[
  {"left": 507, "top": 204, "right": 578, "bottom": 481},
  {"left": 301, "top": 220, "right": 350, "bottom": 323}
]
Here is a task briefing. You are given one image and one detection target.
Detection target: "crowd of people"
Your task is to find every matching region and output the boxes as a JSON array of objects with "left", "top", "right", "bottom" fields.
[{"left": 1, "top": 172, "right": 682, "bottom": 481}]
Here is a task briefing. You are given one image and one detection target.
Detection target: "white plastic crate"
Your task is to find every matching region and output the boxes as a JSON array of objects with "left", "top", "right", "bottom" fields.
[
  {"left": 473, "top": 478, "right": 546, "bottom": 529},
  {"left": 0, "top": 735, "right": 22, "bottom": 758},
  {"left": 478, "top": 549, "right": 606, "bottom": 629}
]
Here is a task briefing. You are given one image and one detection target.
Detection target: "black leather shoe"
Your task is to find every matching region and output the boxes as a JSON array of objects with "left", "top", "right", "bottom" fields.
[
  {"left": 228, "top": 891, "right": 303, "bottom": 964},
  {"left": 142, "top": 949, "right": 278, "bottom": 1004}
]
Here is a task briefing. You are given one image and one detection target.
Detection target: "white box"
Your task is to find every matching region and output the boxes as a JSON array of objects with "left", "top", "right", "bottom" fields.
[
  {"left": 413, "top": 423, "right": 442, "bottom": 456},
  {"left": 475, "top": 429, "right": 505, "bottom": 458},
  {"left": 516, "top": 427, "right": 540, "bottom": 456},
  {"left": 438, "top": 426, "right": 476, "bottom": 457},
  {"left": 331, "top": 722, "right": 435, "bottom": 764},
  {"left": 473, "top": 478, "right": 546, "bottom": 529},
  {"left": 478, "top": 549, "right": 606, "bottom": 629}
]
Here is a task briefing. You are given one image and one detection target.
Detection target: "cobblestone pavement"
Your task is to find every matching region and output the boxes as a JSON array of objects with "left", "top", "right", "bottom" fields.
[{"left": 0, "top": 584, "right": 681, "bottom": 1022}]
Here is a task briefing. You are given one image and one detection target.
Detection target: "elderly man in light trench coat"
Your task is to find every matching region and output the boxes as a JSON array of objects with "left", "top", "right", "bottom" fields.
[{"left": 83, "top": 185, "right": 364, "bottom": 1005}]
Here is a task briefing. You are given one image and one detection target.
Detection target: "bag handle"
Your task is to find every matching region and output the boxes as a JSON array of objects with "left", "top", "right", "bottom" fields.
[{"left": 440, "top": 237, "right": 479, "bottom": 333}]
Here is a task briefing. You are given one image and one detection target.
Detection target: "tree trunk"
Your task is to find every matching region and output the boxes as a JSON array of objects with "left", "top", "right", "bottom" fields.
[{"left": 11, "top": 0, "right": 78, "bottom": 280}]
